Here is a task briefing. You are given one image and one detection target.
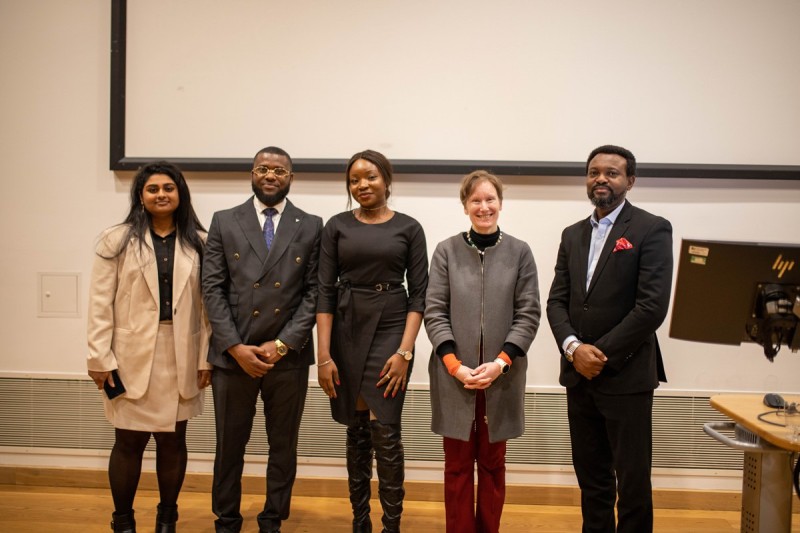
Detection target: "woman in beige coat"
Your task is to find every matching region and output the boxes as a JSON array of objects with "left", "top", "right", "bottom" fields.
[{"left": 87, "top": 161, "right": 211, "bottom": 533}]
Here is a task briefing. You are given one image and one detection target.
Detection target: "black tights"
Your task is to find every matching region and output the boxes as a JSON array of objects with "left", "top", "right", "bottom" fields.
[{"left": 108, "top": 420, "right": 188, "bottom": 513}]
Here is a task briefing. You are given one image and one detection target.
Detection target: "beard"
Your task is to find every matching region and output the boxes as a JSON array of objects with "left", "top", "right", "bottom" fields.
[
  {"left": 252, "top": 180, "right": 291, "bottom": 207},
  {"left": 588, "top": 186, "right": 620, "bottom": 210}
]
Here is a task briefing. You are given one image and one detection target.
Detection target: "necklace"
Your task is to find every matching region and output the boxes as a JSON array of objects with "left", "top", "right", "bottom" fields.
[
  {"left": 353, "top": 205, "right": 390, "bottom": 223},
  {"left": 465, "top": 229, "right": 503, "bottom": 256}
]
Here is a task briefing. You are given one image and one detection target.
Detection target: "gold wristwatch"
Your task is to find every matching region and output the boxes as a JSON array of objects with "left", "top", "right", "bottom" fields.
[
  {"left": 275, "top": 339, "right": 289, "bottom": 357},
  {"left": 396, "top": 349, "right": 413, "bottom": 361}
]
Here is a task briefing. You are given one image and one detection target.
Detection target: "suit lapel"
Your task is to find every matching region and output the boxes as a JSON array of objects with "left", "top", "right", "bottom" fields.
[
  {"left": 578, "top": 218, "right": 592, "bottom": 297},
  {"left": 235, "top": 199, "right": 268, "bottom": 263},
  {"left": 139, "top": 231, "right": 160, "bottom": 307},
  {"left": 587, "top": 202, "right": 633, "bottom": 296},
  {"left": 260, "top": 199, "right": 302, "bottom": 276},
  {"left": 172, "top": 236, "right": 194, "bottom": 306}
]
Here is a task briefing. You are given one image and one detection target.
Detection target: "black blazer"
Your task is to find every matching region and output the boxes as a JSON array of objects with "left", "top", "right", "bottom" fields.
[
  {"left": 202, "top": 197, "right": 323, "bottom": 369},
  {"left": 546, "top": 201, "right": 673, "bottom": 394}
]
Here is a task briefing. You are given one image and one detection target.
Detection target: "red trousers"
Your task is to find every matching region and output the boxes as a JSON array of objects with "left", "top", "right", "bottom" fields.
[{"left": 442, "top": 390, "right": 507, "bottom": 533}]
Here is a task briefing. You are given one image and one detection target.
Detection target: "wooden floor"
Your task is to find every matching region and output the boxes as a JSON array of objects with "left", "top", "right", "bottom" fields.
[{"left": 1, "top": 484, "right": 798, "bottom": 532}]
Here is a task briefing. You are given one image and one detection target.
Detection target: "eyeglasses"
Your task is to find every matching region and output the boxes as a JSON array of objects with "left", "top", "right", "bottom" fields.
[{"left": 252, "top": 166, "right": 291, "bottom": 179}]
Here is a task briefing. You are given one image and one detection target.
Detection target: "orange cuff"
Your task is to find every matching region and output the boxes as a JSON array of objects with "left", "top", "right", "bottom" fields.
[
  {"left": 442, "top": 353, "right": 462, "bottom": 376},
  {"left": 498, "top": 351, "right": 512, "bottom": 366}
]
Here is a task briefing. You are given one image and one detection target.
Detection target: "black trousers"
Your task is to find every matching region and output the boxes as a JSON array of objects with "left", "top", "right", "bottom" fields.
[
  {"left": 567, "top": 381, "right": 654, "bottom": 533},
  {"left": 211, "top": 365, "right": 309, "bottom": 532}
]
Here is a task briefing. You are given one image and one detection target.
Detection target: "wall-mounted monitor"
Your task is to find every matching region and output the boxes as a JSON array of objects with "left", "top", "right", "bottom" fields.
[{"left": 669, "top": 239, "right": 800, "bottom": 360}]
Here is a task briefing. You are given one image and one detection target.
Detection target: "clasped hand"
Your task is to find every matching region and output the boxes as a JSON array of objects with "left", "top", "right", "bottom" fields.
[
  {"left": 228, "top": 343, "right": 275, "bottom": 378},
  {"left": 572, "top": 343, "right": 607, "bottom": 380},
  {"left": 454, "top": 361, "right": 502, "bottom": 389}
]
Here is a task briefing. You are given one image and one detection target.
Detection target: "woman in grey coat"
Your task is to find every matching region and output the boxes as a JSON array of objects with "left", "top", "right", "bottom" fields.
[{"left": 425, "top": 170, "right": 540, "bottom": 533}]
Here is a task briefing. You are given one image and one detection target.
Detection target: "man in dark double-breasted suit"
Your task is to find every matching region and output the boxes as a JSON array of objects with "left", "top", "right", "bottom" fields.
[
  {"left": 203, "top": 146, "right": 322, "bottom": 533},
  {"left": 546, "top": 145, "right": 673, "bottom": 533}
]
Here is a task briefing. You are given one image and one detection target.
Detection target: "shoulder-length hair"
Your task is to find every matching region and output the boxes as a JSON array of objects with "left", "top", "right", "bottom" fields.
[{"left": 101, "top": 161, "right": 206, "bottom": 260}]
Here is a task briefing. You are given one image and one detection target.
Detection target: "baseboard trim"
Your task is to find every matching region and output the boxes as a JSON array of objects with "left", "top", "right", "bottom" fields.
[{"left": 0, "top": 465, "right": 762, "bottom": 512}]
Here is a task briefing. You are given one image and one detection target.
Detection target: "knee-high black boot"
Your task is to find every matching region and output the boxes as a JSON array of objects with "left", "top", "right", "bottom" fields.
[
  {"left": 155, "top": 503, "right": 178, "bottom": 533},
  {"left": 347, "top": 411, "right": 373, "bottom": 532},
  {"left": 110, "top": 510, "right": 136, "bottom": 533},
  {"left": 370, "top": 420, "right": 404, "bottom": 533}
]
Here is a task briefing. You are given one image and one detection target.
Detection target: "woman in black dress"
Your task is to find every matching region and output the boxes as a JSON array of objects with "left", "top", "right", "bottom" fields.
[{"left": 317, "top": 150, "right": 428, "bottom": 532}]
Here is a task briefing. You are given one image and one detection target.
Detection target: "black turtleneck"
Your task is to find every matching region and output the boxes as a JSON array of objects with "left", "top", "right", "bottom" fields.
[{"left": 463, "top": 227, "right": 500, "bottom": 251}]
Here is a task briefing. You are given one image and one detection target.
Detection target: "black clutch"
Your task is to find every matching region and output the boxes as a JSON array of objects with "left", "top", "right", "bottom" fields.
[{"left": 103, "top": 369, "right": 127, "bottom": 400}]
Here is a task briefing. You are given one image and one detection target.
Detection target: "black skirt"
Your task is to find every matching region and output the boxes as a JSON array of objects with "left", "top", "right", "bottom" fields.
[{"left": 330, "top": 285, "right": 413, "bottom": 425}]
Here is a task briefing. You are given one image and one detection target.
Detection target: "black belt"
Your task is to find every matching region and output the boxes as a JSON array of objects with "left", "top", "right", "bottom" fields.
[
  {"left": 338, "top": 281, "right": 403, "bottom": 293},
  {"left": 335, "top": 280, "right": 404, "bottom": 339}
]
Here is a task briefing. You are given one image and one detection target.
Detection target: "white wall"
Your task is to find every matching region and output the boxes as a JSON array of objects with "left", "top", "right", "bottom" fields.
[{"left": 1, "top": 0, "right": 799, "bottom": 398}]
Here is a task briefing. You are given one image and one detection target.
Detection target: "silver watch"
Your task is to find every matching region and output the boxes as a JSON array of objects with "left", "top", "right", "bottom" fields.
[
  {"left": 564, "top": 340, "right": 581, "bottom": 363},
  {"left": 494, "top": 357, "right": 510, "bottom": 374}
]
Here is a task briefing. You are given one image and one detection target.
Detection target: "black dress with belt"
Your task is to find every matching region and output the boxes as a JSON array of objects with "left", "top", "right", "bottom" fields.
[{"left": 318, "top": 211, "right": 428, "bottom": 425}]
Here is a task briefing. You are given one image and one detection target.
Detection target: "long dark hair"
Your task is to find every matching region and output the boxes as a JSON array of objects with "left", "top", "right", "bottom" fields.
[{"left": 102, "top": 161, "right": 206, "bottom": 260}]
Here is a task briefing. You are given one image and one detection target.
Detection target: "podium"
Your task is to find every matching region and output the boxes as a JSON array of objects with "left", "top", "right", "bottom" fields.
[{"left": 705, "top": 394, "right": 799, "bottom": 532}]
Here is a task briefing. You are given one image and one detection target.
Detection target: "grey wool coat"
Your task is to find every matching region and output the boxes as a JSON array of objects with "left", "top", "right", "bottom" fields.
[{"left": 425, "top": 232, "right": 540, "bottom": 442}]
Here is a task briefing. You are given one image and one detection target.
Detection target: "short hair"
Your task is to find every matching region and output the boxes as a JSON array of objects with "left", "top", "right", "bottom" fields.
[
  {"left": 253, "top": 146, "right": 293, "bottom": 170},
  {"left": 459, "top": 170, "right": 504, "bottom": 207},
  {"left": 345, "top": 149, "right": 393, "bottom": 209},
  {"left": 585, "top": 145, "right": 636, "bottom": 176}
]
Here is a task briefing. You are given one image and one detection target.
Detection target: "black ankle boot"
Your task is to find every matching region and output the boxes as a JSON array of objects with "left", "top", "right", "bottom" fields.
[
  {"left": 110, "top": 510, "right": 136, "bottom": 533},
  {"left": 348, "top": 410, "right": 373, "bottom": 533},
  {"left": 370, "top": 420, "right": 404, "bottom": 533},
  {"left": 155, "top": 503, "right": 178, "bottom": 533}
]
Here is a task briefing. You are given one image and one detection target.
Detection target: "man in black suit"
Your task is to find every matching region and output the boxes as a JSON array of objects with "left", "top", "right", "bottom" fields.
[
  {"left": 546, "top": 145, "right": 673, "bottom": 533},
  {"left": 203, "top": 146, "right": 323, "bottom": 533}
]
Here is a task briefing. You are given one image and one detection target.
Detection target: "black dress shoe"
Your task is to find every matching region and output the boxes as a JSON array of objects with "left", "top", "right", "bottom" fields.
[
  {"left": 258, "top": 523, "right": 281, "bottom": 533},
  {"left": 257, "top": 516, "right": 281, "bottom": 533}
]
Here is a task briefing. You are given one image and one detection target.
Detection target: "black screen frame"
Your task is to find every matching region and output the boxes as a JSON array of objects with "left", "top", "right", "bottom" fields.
[{"left": 109, "top": 0, "right": 800, "bottom": 179}]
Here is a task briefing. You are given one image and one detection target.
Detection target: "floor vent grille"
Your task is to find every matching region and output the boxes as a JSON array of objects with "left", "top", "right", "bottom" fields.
[{"left": 0, "top": 378, "right": 741, "bottom": 470}]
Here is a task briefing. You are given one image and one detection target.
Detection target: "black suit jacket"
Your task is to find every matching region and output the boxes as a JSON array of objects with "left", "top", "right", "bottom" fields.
[
  {"left": 547, "top": 201, "right": 673, "bottom": 394},
  {"left": 202, "top": 197, "right": 323, "bottom": 369}
]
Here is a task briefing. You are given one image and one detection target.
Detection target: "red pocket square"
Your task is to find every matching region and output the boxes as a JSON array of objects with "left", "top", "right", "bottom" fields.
[{"left": 613, "top": 237, "right": 633, "bottom": 252}]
